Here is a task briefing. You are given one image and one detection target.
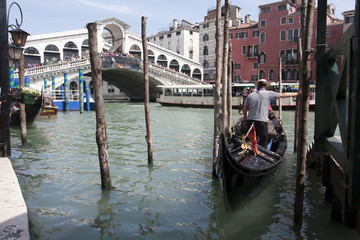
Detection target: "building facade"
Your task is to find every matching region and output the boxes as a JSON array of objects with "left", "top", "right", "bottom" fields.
[
  {"left": 199, "top": 5, "right": 242, "bottom": 83},
  {"left": 229, "top": 0, "right": 346, "bottom": 84},
  {"left": 147, "top": 19, "right": 200, "bottom": 63}
]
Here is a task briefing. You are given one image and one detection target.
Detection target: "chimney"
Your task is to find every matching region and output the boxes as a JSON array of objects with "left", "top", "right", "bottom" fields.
[
  {"left": 173, "top": 19, "right": 178, "bottom": 30},
  {"left": 244, "top": 14, "right": 251, "bottom": 24}
]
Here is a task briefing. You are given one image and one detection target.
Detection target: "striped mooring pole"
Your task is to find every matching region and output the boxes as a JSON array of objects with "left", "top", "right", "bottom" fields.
[
  {"left": 9, "top": 67, "right": 14, "bottom": 88},
  {"left": 52, "top": 74, "right": 55, "bottom": 98},
  {"left": 64, "top": 71, "right": 69, "bottom": 111},
  {"left": 79, "top": 67, "right": 84, "bottom": 113},
  {"left": 85, "top": 81, "right": 90, "bottom": 112}
]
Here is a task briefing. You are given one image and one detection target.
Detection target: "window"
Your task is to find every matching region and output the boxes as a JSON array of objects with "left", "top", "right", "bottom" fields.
[
  {"left": 159, "top": 36, "right": 164, "bottom": 40},
  {"left": 286, "top": 69, "right": 292, "bottom": 80},
  {"left": 203, "top": 22, "right": 210, "bottom": 28},
  {"left": 235, "top": 64, "right": 241, "bottom": 70},
  {"left": 229, "top": 33, "right": 233, "bottom": 40},
  {"left": 190, "top": 31, "right": 193, "bottom": 35},
  {"left": 203, "top": 34, "right": 209, "bottom": 41},
  {"left": 260, "top": 32, "right": 266, "bottom": 43},
  {"left": 254, "top": 45, "right": 259, "bottom": 55},
  {"left": 167, "top": 33, "right": 172, "bottom": 38},
  {"left": 242, "top": 46, "right": 246, "bottom": 55},
  {"left": 259, "top": 52, "right": 266, "bottom": 63},
  {"left": 261, "top": 7, "right": 270, "bottom": 14},
  {"left": 326, "top": 30, "right": 330, "bottom": 38},
  {"left": 203, "top": 60, "right": 209, "bottom": 68},
  {"left": 236, "top": 33, "right": 241, "bottom": 39},
  {"left": 234, "top": 75, "right": 241, "bottom": 81},
  {"left": 176, "top": 31, "right": 181, "bottom": 35},
  {"left": 278, "top": 4, "right": 287, "bottom": 11},
  {"left": 259, "top": 70, "right": 265, "bottom": 79},
  {"left": 280, "top": 50, "right": 286, "bottom": 62},
  {"left": 153, "top": 38, "right": 156, "bottom": 41},
  {"left": 287, "top": 49, "right": 292, "bottom": 60},
  {"left": 247, "top": 45, "right": 253, "bottom": 57},
  {"left": 253, "top": 62, "right": 258, "bottom": 70},
  {"left": 269, "top": 69, "right": 275, "bottom": 80},
  {"left": 251, "top": 75, "right": 258, "bottom": 81},
  {"left": 240, "top": 32, "right": 248, "bottom": 39},
  {"left": 345, "top": 16, "right": 355, "bottom": 24},
  {"left": 281, "top": 17, "right": 286, "bottom": 25},
  {"left": 281, "top": 30, "right": 286, "bottom": 41},
  {"left": 253, "top": 31, "right": 259, "bottom": 37},
  {"left": 260, "top": 20, "right": 266, "bottom": 27},
  {"left": 294, "top": 29, "right": 299, "bottom": 42},
  {"left": 288, "top": 17, "right": 294, "bottom": 24},
  {"left": 293, "top": 49, "right": 298, "bottom": 61},
  {"left": 203, "top": 46, "right": 208, "bottom": 55},
  {"left": 288, "top": 29, "right": 293, "bottom": 41}
]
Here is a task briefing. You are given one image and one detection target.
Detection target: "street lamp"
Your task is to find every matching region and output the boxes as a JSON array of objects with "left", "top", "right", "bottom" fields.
[{"left": 0, "top": 1, "right": 29, "bottom": 157}]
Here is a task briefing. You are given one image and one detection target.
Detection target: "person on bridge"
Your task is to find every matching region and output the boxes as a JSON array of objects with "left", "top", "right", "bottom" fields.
[{"left": 242, "top": 79, "right": 299, "bottom": 148}]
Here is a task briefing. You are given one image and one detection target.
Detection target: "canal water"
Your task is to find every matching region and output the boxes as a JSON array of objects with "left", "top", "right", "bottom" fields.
[{"left": 10, "top": 103, "right": 359, "bottom": 240}]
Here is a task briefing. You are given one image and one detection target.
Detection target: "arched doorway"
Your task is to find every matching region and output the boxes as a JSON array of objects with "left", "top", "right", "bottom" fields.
[
  {"left": 44, "top": 44, "right": 60, "bottom": 64},
  {"left": 192, "top": 68, "right": 202, "bottom": 80},
  {"left": 157, "top": 55, "right": 168, "bottom": 67},
  {"left": 148, "top": 50, "right": 155, "bottom": 63},
  {"left": 24, "top": 47, "right": 40, "bottom": 68},
  {"left": 169, "top": 59, "right": 179, "bottom": 72},
  {"left": 129, "top": 44, "right": 141, "bottom": 58},
  {"left": 81, "top": 39, "right": 89, "bottom": 58},
  {"left": 181, "top": 64, "right": 191, "bottom": 76},
  {"left": 63, "top": 41, "right": 79, "bottom": 61},
  {"left": 103, "top": 23, "right": 124, "bottom": 53}
]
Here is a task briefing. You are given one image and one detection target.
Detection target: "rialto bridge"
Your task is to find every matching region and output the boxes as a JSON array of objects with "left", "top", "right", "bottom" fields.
[{"left": 20, "top": 17, "right": 203, "bottom": 101}]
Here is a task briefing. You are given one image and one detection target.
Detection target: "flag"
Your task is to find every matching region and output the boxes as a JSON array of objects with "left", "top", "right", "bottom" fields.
[{"left": 246, "top": 123, "right": 260, "bottom": 156}]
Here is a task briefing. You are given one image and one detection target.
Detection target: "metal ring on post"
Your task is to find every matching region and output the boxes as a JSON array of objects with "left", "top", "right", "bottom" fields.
[{"left": 7, "top": 2, "right": 24, "bottom": 30}]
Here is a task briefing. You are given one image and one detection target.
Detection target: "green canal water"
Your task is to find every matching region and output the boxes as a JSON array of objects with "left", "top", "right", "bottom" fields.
[{"left": 10, "top": 102, "right": 359, "bottom": 239}]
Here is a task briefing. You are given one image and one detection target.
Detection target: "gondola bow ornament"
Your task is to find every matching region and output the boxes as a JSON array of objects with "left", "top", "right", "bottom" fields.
[{"left": 246, "top": 122, "right": 260, "bottom": 156}]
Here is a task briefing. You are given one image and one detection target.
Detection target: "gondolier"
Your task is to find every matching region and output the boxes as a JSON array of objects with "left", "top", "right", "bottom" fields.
[{"left": 243, "top": 79, "right": 299, "bottom": 148}]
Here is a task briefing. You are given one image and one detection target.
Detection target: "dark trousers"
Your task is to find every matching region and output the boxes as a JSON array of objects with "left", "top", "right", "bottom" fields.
[{"left": 246, "top": 120, "right": 268, "bottom": 148}]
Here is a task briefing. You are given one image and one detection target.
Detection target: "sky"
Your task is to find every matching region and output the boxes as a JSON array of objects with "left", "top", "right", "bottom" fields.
[{"left": 7, "top": 0, "right": 356, "bottom": 37}]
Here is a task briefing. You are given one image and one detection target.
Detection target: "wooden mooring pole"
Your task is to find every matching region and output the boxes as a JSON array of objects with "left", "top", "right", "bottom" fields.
[
  {"left": 221, "top": 0, "right": 230, "bottom": 136},
  {"left": 212, "top": 0, "right": 223, "bottom": 176},
  {"left": 87, "top": 22, "right": 111, "bottom": 189},
  {"left": 141, "top": 16, "right": 153, "bottom": 165},
  {"left": 19, "top": 54, "right": 27, "bottom": 143},
  {"left": 294, "top": 0, "right": 315, "bottom": 224}
]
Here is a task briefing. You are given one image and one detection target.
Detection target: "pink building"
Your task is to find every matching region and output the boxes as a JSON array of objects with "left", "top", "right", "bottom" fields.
[{"left": 230, "top": 0, "right": 345, "bottom": 84}]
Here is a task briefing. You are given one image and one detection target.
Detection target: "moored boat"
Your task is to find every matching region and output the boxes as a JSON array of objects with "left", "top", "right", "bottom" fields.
[
  {"left": 10, "top": 91, "right": 44, "bottom": 125},
  {"left": 156, "top": 82, "right": 315, "bottom": 109},
  {"left": 39, "top": 96, "right": 58, "bottom": 117},
  {"left": 215, "top": 109, "right": 287, "bottom": 213}
]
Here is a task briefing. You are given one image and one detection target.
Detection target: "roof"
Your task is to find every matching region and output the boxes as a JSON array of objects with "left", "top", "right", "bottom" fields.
[{"left": 27, "top": 28, "right": 88, "bottom": 41}]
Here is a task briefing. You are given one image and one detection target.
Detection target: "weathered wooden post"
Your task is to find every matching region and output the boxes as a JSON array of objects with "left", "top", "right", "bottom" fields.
[
  {"left": 212, "top": 0, "right": 223, "bottom": 176},
  {"left": 19, "top": 54, "right": 27, "bottom": 144},
  {"left": 294, "top": 0, "right": 315, "bottom": 224},
  {"left": 141, "top": 16, "right": 153, "bottom": 165},
  {"left": 79, "top": 67, "right": 84, "bottom": 113},
  {"left": 64, "top": 71, "right": 69, "bottom": 111},
  {"left": 227, "top": 44, "right": 232, "bottom": 134},
  {"left": 87, "top": 22, "right": 111, "bottom": 189},
  {"left": 278, "top": 57, "right": 283, "bottom": 120},
  {"left": 221, "top": 0, "right": 230, "bottom": 136},
  {"left": 294, "top": 38, "right": 303, "bottom": 152}
]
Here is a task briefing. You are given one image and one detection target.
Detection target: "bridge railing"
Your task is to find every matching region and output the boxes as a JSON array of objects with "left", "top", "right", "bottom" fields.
[
  {"left": 24, "top": 59, "right": 91, "bottom": 77},
  {"left": 45, "top": 89, "right": 81, "bottom": 101}
]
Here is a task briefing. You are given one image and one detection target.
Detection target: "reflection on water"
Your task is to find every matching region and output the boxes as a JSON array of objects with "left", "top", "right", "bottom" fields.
[{"left": 10, "top": 103, "right": 358, "bottom": 239}]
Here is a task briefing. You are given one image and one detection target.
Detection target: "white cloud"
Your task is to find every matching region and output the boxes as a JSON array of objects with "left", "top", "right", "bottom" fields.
[{"left": 76, "top": 0, "right": 134, "bottom": 14}]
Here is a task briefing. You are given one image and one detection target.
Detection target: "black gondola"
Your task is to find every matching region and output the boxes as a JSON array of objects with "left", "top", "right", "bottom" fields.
[
  {"left": 10, "top": 91, "right": 44, "bottom": 125},
  {"left": 215, "top": 110, "right": 287, "bottom": 213}
]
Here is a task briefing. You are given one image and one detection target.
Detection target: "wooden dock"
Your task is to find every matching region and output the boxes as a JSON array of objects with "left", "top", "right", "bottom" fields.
[{"left": 311, "top": 0, "right": 360, "bottom": 235}]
